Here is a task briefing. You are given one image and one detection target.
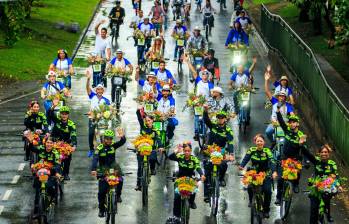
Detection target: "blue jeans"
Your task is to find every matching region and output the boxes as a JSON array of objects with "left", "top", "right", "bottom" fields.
[
  {"left": 44, "top": 100, "right": 52, "bottom": 124},
  {"left": 65, "top": 75, "right": 72, "bottom": 89},
  {"left": 265, "top": 124, "right": 274, "bottom": 142},
  {"left": 194, "top": 115, "right": 206, "bottom": 135},
  {"left": 167, "top": 118, "right": 177, "bottom": 140}
]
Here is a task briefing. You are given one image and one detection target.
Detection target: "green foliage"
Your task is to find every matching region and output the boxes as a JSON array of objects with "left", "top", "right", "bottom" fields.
[{"left": 333, "top": 0, "right": 349, "bottom": 45}]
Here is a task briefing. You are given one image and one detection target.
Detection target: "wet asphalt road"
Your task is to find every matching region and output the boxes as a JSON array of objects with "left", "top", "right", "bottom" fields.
[{"left": 0, "top": 0, "right": 348, "bottom": 224}]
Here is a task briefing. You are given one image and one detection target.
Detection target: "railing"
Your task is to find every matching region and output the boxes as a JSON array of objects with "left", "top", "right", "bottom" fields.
[{"left": 260, "top": 4, "right": 349, "bottom": 163}]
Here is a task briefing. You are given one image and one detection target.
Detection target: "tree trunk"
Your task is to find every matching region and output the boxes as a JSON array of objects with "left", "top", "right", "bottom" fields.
[{"left": 299, "top": 1, "right": 311, "bottom": 22}]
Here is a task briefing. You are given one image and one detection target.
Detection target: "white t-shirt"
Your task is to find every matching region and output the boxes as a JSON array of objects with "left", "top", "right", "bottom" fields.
[
  {"left": 196, "top": 81, "right": 210, "bottom": 99},
  {"left": 54, "top": 59, "right": 70, "bottom": 73},
  {"left": 234, "top": 74, "right": 249, "bottom": 88},
  {"left": 139, "top": 23, "right": 153, "bottom": 34},
  {"left": 156, "top": 70, "right": 168, "bottom": 81},
  {"left": 132, "top": 16, "right": 144, "bottom": 26},
  {"left": 94, "top": 35, "right": 111, "bottom": 58}
]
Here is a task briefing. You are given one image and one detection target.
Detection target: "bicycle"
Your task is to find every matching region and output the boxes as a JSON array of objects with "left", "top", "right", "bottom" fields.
[
  {"left": 250, "top": 185, "right": 264, "bottom": 224},
  {"left": 236, "top": 88, "right": 251, "bottom": 134},
  {"left": 36, "top": 169, "right": 56, "bottom": 224},
  {"left": 193, "top": 106, "right": 206, "bottom": 149},
  {"left": 109, "top": 18, "right": 121, "bottom": 49},
  {"left": 208, "top": 158, "right": 220, "bottom": 216},
  {"left": 154, "top": 119, "right": 169, "bottom": 168},
  {"left": 203, "top": 12, "right": 213, "bottom": 42},
  {"left": 272, "top": 125, "right": 285, "bottom": 160}
]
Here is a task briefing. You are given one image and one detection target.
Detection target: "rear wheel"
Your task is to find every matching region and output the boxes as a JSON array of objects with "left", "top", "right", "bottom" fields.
[
  {"left": 142, "top": 164, "right": 149, "bottom": 207},
  {"left": 280, "top": 181, "right": 293, "bottom": 220},
  {"left": 115, "top": 89, "right": 122, "bottom": 111}
]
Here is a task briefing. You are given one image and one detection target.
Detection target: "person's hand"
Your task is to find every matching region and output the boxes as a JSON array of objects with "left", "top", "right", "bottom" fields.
[
  {"left": 52, "top": 98, "right": 60, "bottom": 107},
  {"left": 55, "top": 173, "right": 62, "bottom": 179},
  {"left": 100, "top": 19, "right": 106, "bottom": 24},
  {"left": 338, "top": 186, "right": 344, "bottom": 193},
  {"left": 272, "top": 171, "right": 278, "bottom": 180},
  {"left": 137, "top": 105, "right": 144, "bottom": 110},
  {"left": 203, "top": 104, "right": 209, "bottom": 111},
  {"left": 35, "top": 129, "right": 43, "bottom": 135},
  {"left": 238, "top": 166, "right": 244, "bottom": 171},
  {"left": 264, "top": 71, "right": 271, "bottom": 81},
  {"left": 182, "top": 53, "right": 189, "bottom": 63},
  {"left": 87, "top": 150, "right": 94, "bottom": 158},
  {"left": 116, "top": 127, "right": 125, "bottom": 137},
  {"left": 91, "top": 171, "right": 97, "bottom": 177},
  {"left": 252, "top": 56, "right": 257, "bottom": 64},
  {"left": 266, "top": 64, "right": 272, "bottom": 73},
  {"left": 71, "top": 146, "right": 76, "bottom": 152},
  {"left": 299, "top": 135, "right": 307, "bottom": 145},
  {"left": 158, "top": 148, "right": 165, "bottom": 153},
  {"left": 24, "top": 130, "right": 33, "bottom": 142},
  {"left": 45, "top": 132, "right": 51, "bottom": 138},
  {"left": 201, "top": 175, "right": 206, "bottom": 182},
  {"left": 86, "top": 69, "right": 92, "bottom": 79}
]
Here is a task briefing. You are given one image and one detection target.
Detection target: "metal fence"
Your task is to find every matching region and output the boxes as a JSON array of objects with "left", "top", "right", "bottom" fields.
[{"left": 260, "top": 4, "right": 349, "bottom": 163}]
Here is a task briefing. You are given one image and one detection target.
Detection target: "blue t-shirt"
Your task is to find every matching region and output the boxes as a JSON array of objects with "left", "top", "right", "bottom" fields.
[
  {"left": 52, "top": 58, "right": 72, "bottom": 66},
  {"left": 270, "top": 96, "right": 293, "bottom": 113},
  {"left": 154, "top": 69, "right": 177, "bottom": 84},
  {"left": 273, "top": 81, "right": 293, "bottom": 96},
  {"left": 110, "top": 57, "right": 131, "bottom": 66},
  {"left": 230, "top": 69, "right": 250, "bottom": 81}
]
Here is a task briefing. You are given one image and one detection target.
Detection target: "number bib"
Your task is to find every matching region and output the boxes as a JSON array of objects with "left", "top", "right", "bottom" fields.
[
  {"left": 152, "top": 61, "right": 159, "bottom": 69},
  {"left": 194, "top": 106, "right": 204, "bottom": 116},
  {"left": 93, "top": 64, "right": 102, "bottom": 72},
  {"left": 138, "top": 38, "right": 145, "bottom": 46},
  {"left": 144, "top": 104, "right": 154, "bottom": 113},
  {"left": 177, "top": 39, "right": 184, "bottom": 47},
  {"left": 153, "top": 121, "right": 163, "bottom": 131}
]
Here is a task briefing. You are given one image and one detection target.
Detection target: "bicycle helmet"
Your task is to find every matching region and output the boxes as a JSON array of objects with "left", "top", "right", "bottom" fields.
[
  {"left": 59, "top": 106, "right": 70, "bottom": 114},
  {"left": 104, "top": 130, "right": 115, "bottom": 138},
  {"left": 216, "top": 110, "right": 228, "bottom": 118},
  {"left": 288, "top": 114, "right": 300, "bottom": 122}
]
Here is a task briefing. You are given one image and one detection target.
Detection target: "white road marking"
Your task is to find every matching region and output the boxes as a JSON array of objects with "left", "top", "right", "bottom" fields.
[
  {"left": 18, "top": 163, "right": 26, "bottom": 171},
  {"left": 0, "top": 205, "right": 4, "bottom": 215},
  {"left": 2, "top": 190, "right": 12, "bottom": 201},
  {"left": 0, "top": 90, "right": 39, "bottom": 105},
  {"left": 11, "top": 175, "right": 20, "bottom": 184}
]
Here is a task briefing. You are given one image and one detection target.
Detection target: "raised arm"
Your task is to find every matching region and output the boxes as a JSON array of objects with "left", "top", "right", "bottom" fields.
[
  {"left": 86, "top": 69, "right": 92, "bottom": 96},
  {"left": 249, "top": 56, "right": 257, "bottom": 74},
  {"left": 183, "top": 53, "right": 198, "bottom": 79},
  {"left": 95, "top": 20, "right": 105, "bottom": 35},
  {"left": 264, "top": 66, "right": 273, "bottom": 100}
]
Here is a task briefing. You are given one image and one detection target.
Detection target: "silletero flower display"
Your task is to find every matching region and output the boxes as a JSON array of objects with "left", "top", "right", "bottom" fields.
[
  {"left": 133, "top": 135, "right": 154, "bottom": 156},
  {"left": 175, "top": 177, "right": 198, "bottom": 198},
  {"left": 242, "top": 170, "right": 266, "bottom": 186},
  {"left": 281, "top": 158, "right": 302, "bottom": 180}
]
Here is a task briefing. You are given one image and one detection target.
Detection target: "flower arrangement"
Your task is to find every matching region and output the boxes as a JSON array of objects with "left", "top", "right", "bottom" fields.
[
  {"left": 31, "top": 160, "right": 53, "bottom": 173},
  {"left": 135, "top": 92, "right": 157, "bottom": 104},
  {"left": 211, "top": 151, "right": 224, "bottom": 165},
  {"left": 184, "top": 92, "right": 206, "bottom": 108},
  {"left": 87, "top": 55, "right": 105, "bottom": 65},
  {"left": 133, "top": 135, "right": 154, "bottom": 156},
  {"left": 54, "top": 141, "right": 75, "bottom": 160},
  {"left": 189, "top": 48, "right": 205, "bottom": 57},
  {"left": 46, "top": 93, "right": 65, "bottom": 102},
  {"left": 152, "top": 110, "right": 165, "bottom": 121},
  {"left": 32, "top": 132, "right": 41, "bottom": 146},
  {"left": 308, "top": 175, "right": 340, "bottom": 195},
  {"left": 105, "top": 175, "right": 120, "bottom": 187},
  {"left": 175, "top": 177, "right": 198, "bottom": 198},
  {"left": 227, "top": 43, "right": 248, "bottom": 51},
  {"left": 134, "top": 29, "right": 145, "bottom": 39},
  {"left": 202, "top": 144, "right": 222, "bottom": 156},
  {"left": 242, "top": 170, "right": 266, "bottom": 186},
  {"left": 55, "top": 70, "right": 67, "bottom": 78},
  {"left": 89, "top": 103, "right": 118, "bottom": 123},
  {"left": 105, "top": 66, "right": 132, "bottom": 80},
  {"left": 37, "top": 168, "right": 51, "bottom": 182},
  {"left": 281, "top": 158, "right": 302, "bottom": 180}
]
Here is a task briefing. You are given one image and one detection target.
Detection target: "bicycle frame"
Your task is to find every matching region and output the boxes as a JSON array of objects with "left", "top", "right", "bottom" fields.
[
  {"left": 105, "top": 186, "right": 118, "bottom": 224},
  {"left": 38, "top": 178, "right": 55, "bottom": 224},
  {"left": 280, "top": 179, "right": 293, "bottom": 221},
  {"left": 141, "top": 154, "right": 150, "bottom": 207},
  {"left": 210, "top": 163, "right": 220, "bottom": 216}
]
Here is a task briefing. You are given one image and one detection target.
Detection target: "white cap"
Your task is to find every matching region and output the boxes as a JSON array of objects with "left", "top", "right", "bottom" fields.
[
  {"left": 95, "top": 84, "right": 105, "bottom": 90},
  {"left": 194, "top": 26, "right": 200, "bottom": 31},
  {"left": 46, "top": 71, "right": 57, "bottom": 80},
  {"left": 116, "top": 49, "right": 123, "bottom": 54},
  {"left": 162, "top": 85, "right": 171, "bottom": 91},
  {"left": 147, "top": 72, "right": 156, "bottom": 77},
  {"left": 211, "top": 86, "right": 224, "bottom": 94}
]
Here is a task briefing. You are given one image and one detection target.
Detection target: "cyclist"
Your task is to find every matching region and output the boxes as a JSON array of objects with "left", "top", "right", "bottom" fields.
[
  {"left": 203, "top": 48, "right": 220, "bottom": 84},
  {"left": 136, "top": 71, "right": 161, "bottom": 97},
  {"left": 264, "top": 71, "right": 294, "bottom": 144},
  {"left": 171, "top": 19, "right": 189, "bottom": 61},
  {"left": 137, "top": 17, "right": 155, "bottom": 63},
  {"left": 25, "top": 135, "right": 61, "bottom": 217},
  {"left": 157, "top": 85, "right": 178, "bottom": 141},
  {"left": 171, "top": 0, "right": 184, "bottom": 21},
  {"left": 145, "top": 36, "right": 165, "bottom": 63},
  {"left": 90, "top": 129, "right": 126, "bottom": 217},
  {"left": 271, "top": 74, "right": 295, "bottom": 105},
  {"left": 48, "top": 102, "right": 77, "bottom": 181},
  {"left": 49, "top": 49, "right": 74, "bottom": 89},
  {"left": 24, "top": 101, "right": 49, "bottom": 161},
  {"left": 135, "top": 107, "right": 163, "bottom": 190},
  {"left": 203, "top": 109, "right": 235, "bottom": 187},
  {"left": 235, "top": 10, "right": 252, "bottom": 32},
  {"left": 225, "top": 21, "right": 249, "bottom": 47},
  {"left": 130, "top": 9, "right": 145, "bottom": 46},
  {"left": 186, "top": 26, "right": 207, "bottom": 52},
  {"left": 275, "top": 107, "right": 307, "bottom": 204},
  {"left": 201, "top": 0, "right": 216, "bottom": 36},
  {"left": 149, "top": 0, "right": 165, "bottom": 34},
  {"left": 108, "top": 49, "right": 133, "bottom": 98},
  {"left": 239, "top": 134, "right": 277, "bottom": 218},
  {"left": 305, "top": 144, "right": 343, "bottom": 223},
  {"left": 207, "top": 87, "right": 234, "bottom": 115},
  {"left": 109, "top": 0, "right": 125, "bottom": 39},
  {"left": 154, "top": 61, "right": 177, "bottom": 85},
  {"left": 168, "top": 141, "right": 206, "bottom": 214},
  {"left": 85, "top": 71, "right": 111, "bottom": 157}
]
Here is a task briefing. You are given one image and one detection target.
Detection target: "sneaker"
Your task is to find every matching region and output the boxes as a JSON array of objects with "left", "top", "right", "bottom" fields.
[
  {"left": 151, "top": 169, "right": 156, "bottom": 175},
  {"left": 193, "top": 135, "right": 199, "bottom": 141},
  {"left": 204, "top": 197, "right": 210, "bottom": 203},
  {"left": 274, "top": 198, "right": 281, "bottom": 206},
  {"left": 263, "top": 212, "right": 270, "bottom": 218},
  {"left": 117, "top": 196, "right": 122, "bottom": 203},
  {"left": 190, "top": 202, "right": 197, "bottom": 209},
  {"left": 64, "top": 175, "right": 70, "bottom": 181},
  {"left": 134, "top": 185, "right": 141, "bottom": 191},
  {"left": 98, "top": 210, "right": 105, "bottom": 218},
  {"left": 219, "top": 179, "right": 226, "bottom": 187},
  {"left": 122, "top": 92, "right": 127, "bottom": 97}
]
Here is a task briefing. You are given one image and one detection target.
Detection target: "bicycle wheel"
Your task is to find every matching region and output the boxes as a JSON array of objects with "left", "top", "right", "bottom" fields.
[
  {"left": 115, "top": 89, "right": 121, "bottom": 110},
  {"left": 210, "top": 177, "right": 220, "bottom": 216},
  {"left": 181, "top": 199, "right": 190, "bottom": 224},
  {"left": 280, "top": 181, "right": 293, "bottom": 220},
  {"left": 142, "top": 163, "right": 149, "bottom": 207},
  {"left": 250, "top": 193, "right": 263, "bottom": 224},
  {"left": 38, "top": 194, "right": 47, "bottom": 224}
]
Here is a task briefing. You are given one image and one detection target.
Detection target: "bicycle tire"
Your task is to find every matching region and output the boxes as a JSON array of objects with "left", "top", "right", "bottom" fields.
[
  {"left": 280, "top": 181, "right": 293, "bottom": 220},
  {"left": 38, "top": 193, "right": 47, "bottom": 224},
  {"left": 181, "top": 199, "right": 190, "bottom": 224},
  {"left": 142, "top": 163, "right": 148, "bottom": 207},
  {"left": 210, "top": 177, "right": 220, "bottom": 216},
  {"left": 251, "top": 193, "right": 263, "bottom": 224},
  {"left": 115, "top": 89, "right": 121, "bottom": 110},
  {"left": 205, "top": 25, "right": 209, "bottom": 42}
]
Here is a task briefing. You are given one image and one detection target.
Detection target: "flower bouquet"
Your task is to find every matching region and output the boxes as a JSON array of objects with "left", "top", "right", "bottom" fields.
[
  {"left": 31, "top": 160, "right": 53, "bottom": 173},
  {"left": 87, "top": 55, "right": 105, "bottom": 65},
  {"left": 105, "top": 175, "right": 120, "bottom": 187},
  {"left": 36, "top": 168, "right": 51, "bottom": 183},
  {"left": 189, "top": 48, "right": 205, "bottom": 57},
  {"left": 227, "top": 43, "right": 248, "bottom": 52},
  {"left": 242, "top": 170, "right": 266, "bottom": 186},
  {"left": 183, "top": 93, "right": 206, "bottom": 112},
  {"left": 281, "top": 158, "right": 302, "bottom": 180},
  {"left": 211, "top": 151, "right": 224, "bottom": 165},
  {"left": 46, "top": 92, "right": 65, "bottom": 102},
  {"left": 55, "top": 69, "right": 67, "bottom": 78},
  {"left": 134, "top": 92, "right": 157, "bottom": 104},
  {"left": 105, "top": 66, "right": 132, "bottom": 81},
  {"left": 134, "top": 29, "right": 145, "bottom": 40},
  {"left": 54, "top": 141, "right": 75, "bottom": 160},
  {"left": 308, "top": 175, "right": 340, "bottom": 195},
  {"left": 89, "top": 103, "right": 118, "bottom": 125},
  {"left": 202, "top": 144, "right": 221, "bottom": 156},
  {"left": 32, "top": 132, "right": 41, "bottom": 146},
  {"left": 152, "top": 110, "right": 166, "bottom": 121},
  {"left": 133, "top": 135, "right": 154, "bottom": 156},
  {"left": 175, "top": 177, "right": 198, "bottom": 198}
]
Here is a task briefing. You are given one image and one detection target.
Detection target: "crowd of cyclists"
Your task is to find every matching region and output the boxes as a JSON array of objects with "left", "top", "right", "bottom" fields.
[{"left": 20, "top": 0, "right": 345, "bottom": 223}]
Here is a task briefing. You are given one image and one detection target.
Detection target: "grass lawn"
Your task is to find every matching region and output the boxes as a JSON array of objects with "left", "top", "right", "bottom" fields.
[{"left": 0, "top": 0, "right": 99, "bottom": 81}]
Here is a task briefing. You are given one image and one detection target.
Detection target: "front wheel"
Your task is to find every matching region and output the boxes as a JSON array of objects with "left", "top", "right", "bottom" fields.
[
  {"left": 210, "top": 177, "right": 220, "bottom": 216},
  {"left": 251, "top": 193, "right": 263, "bottom": 224},
  {"left": 181, "top": 199, "right": 190, "bottom": 224},
  {"left": 280, "top": 181, "right": 293, "bottom": 220},
  {"left": 114, "top": 88, "right": 122, "bottom": 110},
  {"left": 38, "top": 194, "right": 47, "bottom": 224},
  {"left": 142, "top": 163, "right": 149, "bottom": 207}
]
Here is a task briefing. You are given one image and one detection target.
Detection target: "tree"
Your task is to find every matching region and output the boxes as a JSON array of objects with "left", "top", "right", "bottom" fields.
[{"left": 333, "top": 0, "right": 349, "bottom": 48}]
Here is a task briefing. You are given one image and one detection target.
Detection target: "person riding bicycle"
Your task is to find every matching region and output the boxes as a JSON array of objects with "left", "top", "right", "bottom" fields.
[
  {"left": 203, "top": 48, "right": 220, "bottom": 84},
  {"left": 157, "top": 85, "right": 178, "bottom": 141},
  {"left": 201, "top": 0, "right": 216, "bottom": 36},
  {"left": 130, "top": 9, "right": 144, "bottom": 46},
  {"left": 90, "top": 129, "right": 126, "bottom": 218},
  {"left": 268, "top": 70, "right": 295, "bottom": 105},
  {"left": 24, "top": 101, "right": 49, "bottom": 161},
  {"left": 225, "top": 21, "right": 249, "bottom": 47},
  {"left": 171, "top": 19, "right": 189, "bottom": 61},
  {"left": 275, "top": 108, "right": 308, "bottom": 205},
  {"left": 235, "top": 10, "right": 252, "bottom": 32},
  {"left": 264, "top": 71, "right": 294, "bottom": 144},
  {"left": 203, "top": 109, "right": 235, "bottom": 187},
  {"left": 305, "top": 144, "right": 343, "bottom": 223},
  {"left": 171, "top": 0, "right": 184, "bottom": 21},
  {"left": 85, "top": 71, "right": 111, "bottom": 157},
  {"left": 206, "top": 87, "right": 234, "bottom": 116},
  {"left": 239, "top": 134, "right": 277, "bottom": 219},
  {"left": 135, "top": 107, "right": 163, "bottom": 190},
  {"left": 49, "top": 49, "right": 74, "bottom": 89},
  {"left": 108, "top": 49, "right": 133, "bottom": 98},
  {"left": 154, "top": 61, "right": 177, "bottom": 85},
  {"left": 168, "top": 141, "right": 206, "bottom": 214},
  {"left": 109, "top": 0, "right": 125, "bottom": 38},
  {"left": 41, "top": 71, "right": 69, "bottom": 123},
  {"left": 136, "top": 71, "right": 162, "bottom": 97},
  {"left": 186, "top": 26, "right": 207, "bottom": 52},
  {"left": 149, "top": 0, "right": 165, "bottom": 34},
  {"left": 25, "top": 135, "right": 61, "bottom": 217},
  {"left": 48, "top": 103, "right": 77, "bottom": 181},
  {"left": 145, "top": 36, "right": 165, "bottom": 63},
  {"left": 137, "top": 17, "right": 155, "bottom": 63}
]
